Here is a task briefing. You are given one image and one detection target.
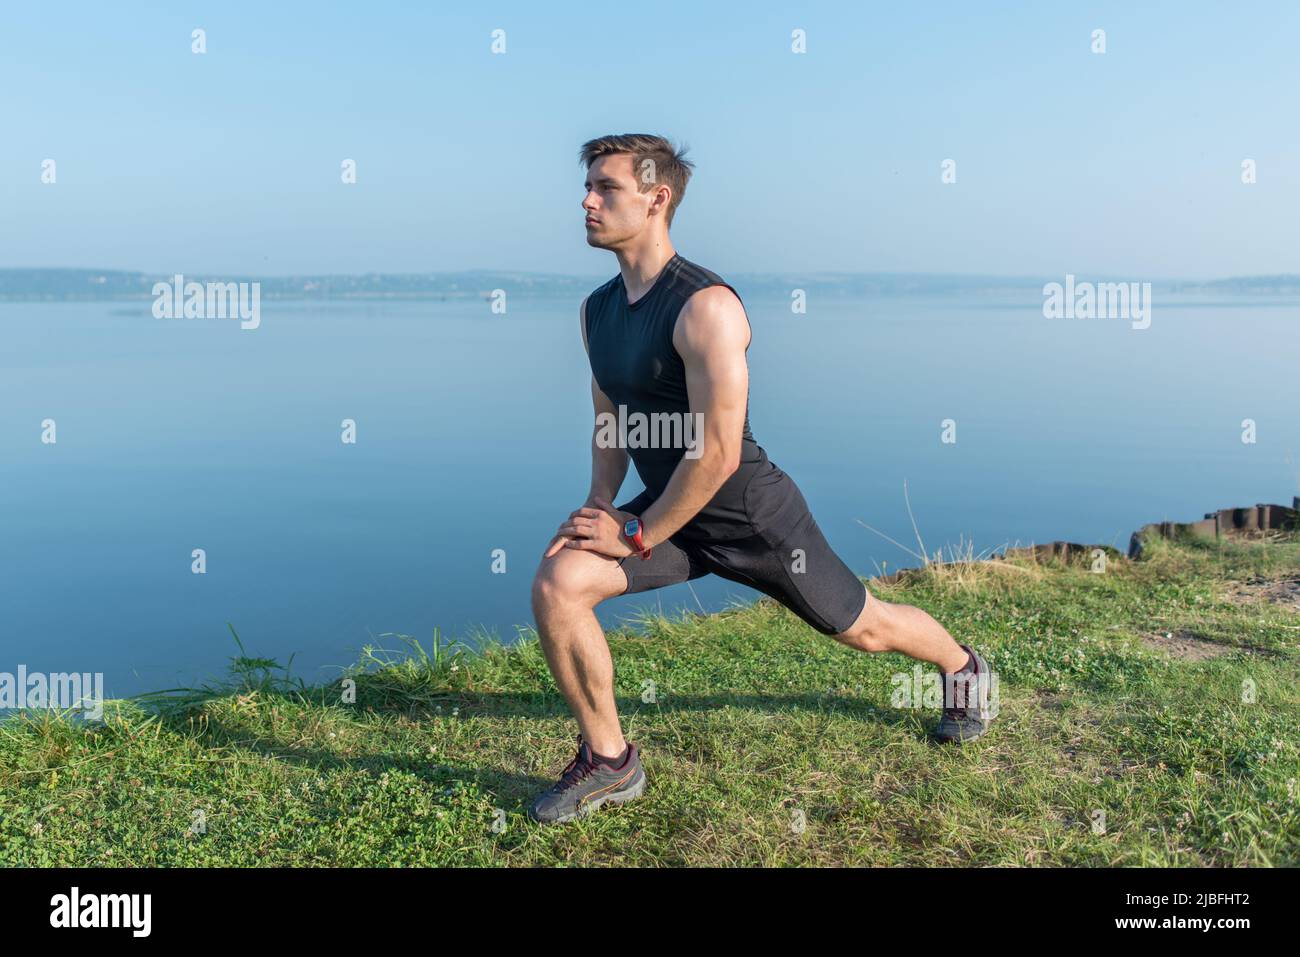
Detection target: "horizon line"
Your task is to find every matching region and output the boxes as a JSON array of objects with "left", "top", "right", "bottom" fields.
[{"left": 6, "top": 266, "right": 1300, "bottom": 285}]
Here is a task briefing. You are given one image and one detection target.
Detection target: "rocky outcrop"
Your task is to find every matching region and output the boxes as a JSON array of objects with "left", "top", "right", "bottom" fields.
[
  {"left": 1127, "top": 499, "right": 1300, "bottom": 559},
  {"left": 999, "top": 541, "right": 1125, "bottom": 564},
  {"left": 868, "top": 497, "right": 1298, "bottom": 583}
]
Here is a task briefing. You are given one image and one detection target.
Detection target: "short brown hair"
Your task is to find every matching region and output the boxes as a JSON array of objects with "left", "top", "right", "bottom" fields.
[{"left": 578, "top": 133, "right": 695, "bottom": 228}]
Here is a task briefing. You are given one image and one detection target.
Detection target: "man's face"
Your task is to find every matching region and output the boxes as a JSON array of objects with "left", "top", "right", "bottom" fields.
[{"left": 582, "top": 153, "right": 658, "bottom": 249}]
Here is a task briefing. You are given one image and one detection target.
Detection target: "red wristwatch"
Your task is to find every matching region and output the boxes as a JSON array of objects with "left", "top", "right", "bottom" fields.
[{"left": 623, "top": 517, "right": 651, "bottom": 560}]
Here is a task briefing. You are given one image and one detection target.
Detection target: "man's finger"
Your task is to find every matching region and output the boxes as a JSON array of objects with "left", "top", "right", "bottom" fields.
[{"left": 543, "top": 535, "right": 571, "bottom": 559}]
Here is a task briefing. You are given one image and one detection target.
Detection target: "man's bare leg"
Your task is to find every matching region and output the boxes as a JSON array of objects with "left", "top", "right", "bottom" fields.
[
  {"left": 833, "top": 584, "right": 970, "bottom": 673},
  {"left": 530, "top": 548, "right": 630, "bottom": 758}
]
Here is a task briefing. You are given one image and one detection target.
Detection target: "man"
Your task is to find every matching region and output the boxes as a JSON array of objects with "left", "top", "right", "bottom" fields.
[{"left": 528, "top": 133, "right": 995, "bottom": 825}]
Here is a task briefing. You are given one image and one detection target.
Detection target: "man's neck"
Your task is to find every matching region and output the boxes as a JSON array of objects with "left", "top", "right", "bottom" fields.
[{"left": 615, "top": 240, "right": 677, "bottom": 303}]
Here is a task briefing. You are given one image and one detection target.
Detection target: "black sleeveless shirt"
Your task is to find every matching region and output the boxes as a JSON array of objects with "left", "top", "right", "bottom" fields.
[{"left": 585, "top": 253, "right": 798, "bottom": 542}]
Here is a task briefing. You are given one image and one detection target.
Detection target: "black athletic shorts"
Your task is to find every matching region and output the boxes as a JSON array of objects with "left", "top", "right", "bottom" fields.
[{"left": 614, "top": 485, "right": 868, "bottom": 636}]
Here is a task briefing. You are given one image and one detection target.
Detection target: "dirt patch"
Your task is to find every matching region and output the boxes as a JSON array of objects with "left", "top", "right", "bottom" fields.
[
  {"left": 1226, "top": 576, "right": 1300, "bottom": 611},
  {"left": 1141, "top": 630, "right": 1239, "bottom": 661},
  {"left": 1033, "top": 691, "right": 1068, "bottom": 709}
]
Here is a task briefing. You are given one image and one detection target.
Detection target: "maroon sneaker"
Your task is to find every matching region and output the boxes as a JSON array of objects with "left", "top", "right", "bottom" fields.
[{"left": 528, "top": 737, "right": 647, "bottom": 824}]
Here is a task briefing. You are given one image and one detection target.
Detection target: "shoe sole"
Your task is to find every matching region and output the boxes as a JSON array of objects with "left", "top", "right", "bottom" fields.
[
  {"left": 531, "top": 768, "right": 647, "bottom": 825},
  {"left": 934, "top": 722, "right": 989, "bottom": 744}
]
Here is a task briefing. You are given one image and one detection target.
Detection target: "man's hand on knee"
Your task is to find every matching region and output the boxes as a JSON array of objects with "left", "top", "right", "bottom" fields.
[{"left": 544, "top": 499, "right": 635, "bottom": 560}]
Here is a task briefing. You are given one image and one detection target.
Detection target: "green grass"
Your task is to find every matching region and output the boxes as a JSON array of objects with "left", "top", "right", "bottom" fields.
[{"left": 2, "top": 535, "right": 1298, "bottom": 866}]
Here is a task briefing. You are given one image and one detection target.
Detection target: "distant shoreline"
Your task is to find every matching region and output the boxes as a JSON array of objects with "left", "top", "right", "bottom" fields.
[{"left": 4, "top": 268, "right": 1300, "bottom": 302}]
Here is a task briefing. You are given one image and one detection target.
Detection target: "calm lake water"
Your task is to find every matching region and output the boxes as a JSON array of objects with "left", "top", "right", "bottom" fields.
[{"left": 3, "top": 294, "right": 1297, "bottom": 697}]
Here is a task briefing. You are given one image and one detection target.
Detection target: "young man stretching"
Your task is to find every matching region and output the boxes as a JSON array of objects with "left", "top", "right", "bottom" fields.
[{"left": 528, "top": 133, "right": 995, "bottom": 824}]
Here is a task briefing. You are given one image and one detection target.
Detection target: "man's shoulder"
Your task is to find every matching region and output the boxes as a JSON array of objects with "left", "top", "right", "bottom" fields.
[
  {"left": 670, "top": 257, "right": 745, "bottom": 312},
  {"left": 670, "top": 258, "right": 749, "bottom": 354},
  {"left": 680, "top": 282, "right": 744, "bottom": 316},
  {"left": 673, "top": 255, "right": 729, "bottom": 291},
  {"left": 674, "top": 284, "right": 749, "bottom": 358}
]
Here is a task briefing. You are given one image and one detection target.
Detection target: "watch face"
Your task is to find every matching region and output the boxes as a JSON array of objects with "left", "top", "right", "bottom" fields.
[{"left": 623, "top": 518, "right": 639, "bottom": 537}]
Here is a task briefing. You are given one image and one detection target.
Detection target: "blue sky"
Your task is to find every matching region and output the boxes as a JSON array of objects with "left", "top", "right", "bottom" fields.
[{"left": 3, "top": 1, "right": 1297, "bottom": 278}]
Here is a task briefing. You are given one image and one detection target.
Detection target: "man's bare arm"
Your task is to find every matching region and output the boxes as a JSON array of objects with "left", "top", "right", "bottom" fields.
[
  {"left": 588, "top": 376, "right": 630, "bottom": 505},
  {"left": 635, "top": 285, "right": 750, "bottom": 549},
  {"left": 543, "top": 297, "right": 630, "bottom": 559},
  {"left": 580, "top": 296, "right": 630, "bottom": 504}
]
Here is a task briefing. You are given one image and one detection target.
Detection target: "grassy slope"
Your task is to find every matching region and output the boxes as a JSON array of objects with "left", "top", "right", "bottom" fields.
[{"left": 2, "top": 536, "right": 1298, "bottom": 867}]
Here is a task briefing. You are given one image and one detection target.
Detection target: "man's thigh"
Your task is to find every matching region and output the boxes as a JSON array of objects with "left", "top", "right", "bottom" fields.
[
  {"left": 615, "top": 494, "right": 710, "bottom": 595},
  {"left": 694, "top": 510, "right": 867, "bottom": 636}
]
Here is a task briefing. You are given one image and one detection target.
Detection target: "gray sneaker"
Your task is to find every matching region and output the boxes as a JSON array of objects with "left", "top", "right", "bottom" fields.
[
  {"left": 528, "top": 738, "right": 647, "bottom": 824},
  {"left": 933, "top": 644, "right": 995, "bottom": 744}
]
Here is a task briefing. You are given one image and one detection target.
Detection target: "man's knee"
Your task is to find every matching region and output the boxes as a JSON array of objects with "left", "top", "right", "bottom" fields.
[
  {"left": 531, "top": 549, "right": 624, "bottom": 614},
  {"left": 834, "top": 591, "right": 892, "bottom": 652}
]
